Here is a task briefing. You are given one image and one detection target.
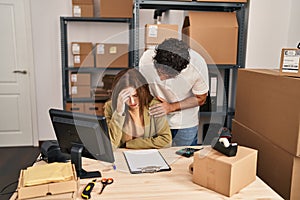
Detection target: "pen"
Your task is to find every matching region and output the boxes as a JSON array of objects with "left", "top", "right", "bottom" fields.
[{"left": 112, "top": 163, "right": 116, "bottom": 170}]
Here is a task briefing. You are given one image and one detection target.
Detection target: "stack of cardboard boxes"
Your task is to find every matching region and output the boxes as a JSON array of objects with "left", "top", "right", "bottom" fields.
[
  {"left": 71, "top": 42, "right": 94, "bottom": 68},
  {"left": 232, "top": 69, "right": 300, "bottom": 200}
]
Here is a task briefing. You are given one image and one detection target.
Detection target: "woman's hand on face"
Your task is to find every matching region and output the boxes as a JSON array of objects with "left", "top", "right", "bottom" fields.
[{"left": 116, "top": 87, "right": 135, "bottom": 115}]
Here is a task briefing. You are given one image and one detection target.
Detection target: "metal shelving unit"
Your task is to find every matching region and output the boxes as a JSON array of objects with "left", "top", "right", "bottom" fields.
[
  {"left": 60, "top": 16, "right": 134, "bottom": 108},
  {"left": 133, "top": 0, "right": 249, "bottom": 128}
]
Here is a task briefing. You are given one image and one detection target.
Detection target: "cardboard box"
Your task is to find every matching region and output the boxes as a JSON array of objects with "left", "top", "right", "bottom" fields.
[
  {"left": 100, "top": 0, "right": 133, "bottom": 18},
  {"left": 84, "top": 102, "right": 105, "bottom": 116},
  {"left": 235, "top": 69, "right": 300, "bottom": 156},
  {"left": 280, "top": 48, "right": 300, "bottom": 77},
  {"left": 70, "top": 73, "right": 91, "bottom": 86},
  {"left": 193, "top": 146, "right": 257, "bottom": 197},
  {"left": 232, "top": 119, "right": 300, "bottom": 200},
  {"left": 73, "top": 54, "right": 94, "bottom": 67},
  {"left": 65, "top": 102, "right": 84, "bottom": 113},
  {"left": 71, "top": 42, "right": 93, "bottom": 55},
  {"left": 95, "top": 43, "right": 128, "bottom": 68},
  {"left": 70, "top": 86, "right": 91, "bottom": 98},
  {"left": 72, "top": 4, "right": 94, "bottom": 17},
  {"left": 145, "top": 24, "right": 179, "bottom": 45},
  {"left": 17, "top": 164, "right": 78, "bottom": 200},
  {"left": 182, "top": 11, "right": 238, "bottom": 64}
]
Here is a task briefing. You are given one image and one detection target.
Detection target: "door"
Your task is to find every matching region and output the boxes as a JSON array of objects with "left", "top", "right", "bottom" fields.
[{"left": 0, "top": 0, "right": 37, "bottom": 146}]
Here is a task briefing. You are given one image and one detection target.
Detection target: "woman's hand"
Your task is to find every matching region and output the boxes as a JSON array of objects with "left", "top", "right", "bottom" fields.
[{"left": 116, "top": 87, "right": 134, "bottom": 115}]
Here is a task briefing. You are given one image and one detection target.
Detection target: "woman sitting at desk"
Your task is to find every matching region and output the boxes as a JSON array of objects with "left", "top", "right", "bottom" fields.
[{"left": 104, "top": 68, "right": 172, "bottom": 149}]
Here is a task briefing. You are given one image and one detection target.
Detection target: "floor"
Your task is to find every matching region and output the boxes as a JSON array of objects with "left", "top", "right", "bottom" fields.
[{"left": 0, "top": 146, "right": 40, "bottom": 200}]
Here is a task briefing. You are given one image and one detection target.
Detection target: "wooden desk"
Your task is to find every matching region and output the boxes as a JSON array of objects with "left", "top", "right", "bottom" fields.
[{"left": 11, "top": 147, "right": 283, "bottom": 200}]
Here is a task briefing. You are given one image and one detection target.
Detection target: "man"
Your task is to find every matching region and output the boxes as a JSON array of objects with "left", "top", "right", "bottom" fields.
[{"left": 139, "top": 38, "right": 209, "bottom": 146}]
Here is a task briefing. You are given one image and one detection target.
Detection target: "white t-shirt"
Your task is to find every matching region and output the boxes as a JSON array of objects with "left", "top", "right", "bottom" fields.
[{"left": 139, "top": 49, "right": 209, "bottom": 129}]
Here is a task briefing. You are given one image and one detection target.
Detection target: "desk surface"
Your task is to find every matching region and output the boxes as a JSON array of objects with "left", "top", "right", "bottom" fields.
[{"left": 11, "top": 147, "right": 283, "bottom": 200}]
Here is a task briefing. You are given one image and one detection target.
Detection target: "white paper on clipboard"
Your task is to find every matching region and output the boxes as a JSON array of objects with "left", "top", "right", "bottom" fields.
[{"left": 123, "top": 149, "right": 171, "bottom": 174}]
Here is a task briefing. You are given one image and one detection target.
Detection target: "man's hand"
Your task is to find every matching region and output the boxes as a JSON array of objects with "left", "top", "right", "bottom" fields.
[
  {"left": 149, "top": 93, "right": 208, "bottom": 118},
  {"left": 149, "top": 96, "right": 174, "bottom": 117}
]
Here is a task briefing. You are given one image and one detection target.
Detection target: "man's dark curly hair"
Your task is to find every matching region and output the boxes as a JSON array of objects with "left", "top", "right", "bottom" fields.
[{"left": 153, "top": 38, "right": 190, "bottom": 78}]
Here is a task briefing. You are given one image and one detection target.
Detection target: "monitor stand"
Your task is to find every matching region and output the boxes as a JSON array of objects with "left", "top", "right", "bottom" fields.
[{"left": 71, "top": 144, "right": 101, "bottom": 179}]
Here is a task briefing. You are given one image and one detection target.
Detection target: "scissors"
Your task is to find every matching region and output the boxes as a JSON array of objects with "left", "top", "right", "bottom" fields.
[{"left": 99, "top": 178, "right": 114, "bottom": 194}]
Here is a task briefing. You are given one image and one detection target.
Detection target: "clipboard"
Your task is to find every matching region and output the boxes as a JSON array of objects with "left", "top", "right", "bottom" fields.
[{"left": 123, "top": 149, "right": 171, "bottom": 174}]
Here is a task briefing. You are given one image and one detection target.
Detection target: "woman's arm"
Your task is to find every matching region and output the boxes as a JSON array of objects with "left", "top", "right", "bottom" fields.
[
  {"left": 126, "top": 100, "right": 172, "bottom": 149},
  {"left": 104, "top": 100, "right": 126, "bottom": 148}
]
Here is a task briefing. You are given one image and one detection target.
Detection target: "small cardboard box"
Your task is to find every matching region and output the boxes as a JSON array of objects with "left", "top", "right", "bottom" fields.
[
  {"left": 95, "top": 43, "right": 128, "bottom": 68},
  {"left": 100, "top": 0, "right": 133, "bottom": 18},
  {"left": 17, "top": 164, "right": 78, "bottom": 200},
  {"left": 65, "top": 102, "right": 84, "bottom": 113},
  {"left": 182, "top": 11, "right": 238, "bottom": 64},
  {"left": 232, "top": 119, "right": 300, "bottom": 200},
  {"left": 235, "top": 69, "right": 300, "bottom": 156},
  {"left": 193, "top": 146, "right": 257, "bottom": 197},
  {"left": 84, "top": 102, "right": 105, "bottom": 116},
  {"left": 70, "top": 73, "right": 91, "bottom": 86},
  {"left": 280, "top": 48, "right": 300, "bottom": 77},
  {"left": 70, "top": 86, "right": 91, "bottom": 98},
  {"left": 72, "top": 4, "right": 94, "bottom": 17},
  {"left": 73, "top": 54, "right": 94, "bottom": 67},
  {"left": 145, "top": 24, "right": 179, "bottom": 45},
  {"left": 71, "top": 42, "right": 93, "bottom": 55}
]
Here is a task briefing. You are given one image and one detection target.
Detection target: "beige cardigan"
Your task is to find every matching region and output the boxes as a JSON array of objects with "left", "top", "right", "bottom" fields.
[{"left": 104, "top": 99, "right": 172, "bottom": 149}]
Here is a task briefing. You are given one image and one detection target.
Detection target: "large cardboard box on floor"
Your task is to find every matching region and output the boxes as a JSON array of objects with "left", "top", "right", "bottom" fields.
[
  {"left": 100, "top": 0, "right": 133, "bottom": 18},
  {"left": 280, "top": 48, "right": 300, "bottom": 77},
  {"left": 145, "top": 24, "right": 179, "bottom": 47},
  {"left": 232, "top": 119, "right": 300, "bottom": 200},
  {"left": 182, "top": 11, "right": 238, "bottom": 64},
  {"left": 95, "top": 43, "right": 128, "bottom": 68},
  {"left": 193, "top": 146, "right": 257, "bottom": 197},
  {"left": 235, "top": 69, "right": 300, "bottom": 156}
]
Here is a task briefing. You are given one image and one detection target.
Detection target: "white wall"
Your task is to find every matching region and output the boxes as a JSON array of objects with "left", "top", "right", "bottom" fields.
[
  {"left": 29, "top": 0, "right": 300, "bottom": 140},
  {"left": 245, "top": 0, "right": 292, "bottom": 69},
  {"left": 30, "top": 0, "right": 71, "bottom": 140}
]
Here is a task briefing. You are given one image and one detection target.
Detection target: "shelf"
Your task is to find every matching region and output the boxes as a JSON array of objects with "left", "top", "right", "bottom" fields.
[
  {"left": 65, "top": 67, "right": 130, "bottom": 72},
  {"left": 60, "top": 16, "right": 132, "bottom": 23},
  {"left": 208, "top": 64, "right": 240, "bottom": 70},
  {"left": 66, "top": 97, "right": 109, "bottom": 102},
  {"left": 138, "top": 0, "right": 245, "bottom": 12}
]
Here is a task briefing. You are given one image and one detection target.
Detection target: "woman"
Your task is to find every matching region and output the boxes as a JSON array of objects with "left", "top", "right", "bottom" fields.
[{"left": 104, "top": 68, "right": 172, "bottom": 149}]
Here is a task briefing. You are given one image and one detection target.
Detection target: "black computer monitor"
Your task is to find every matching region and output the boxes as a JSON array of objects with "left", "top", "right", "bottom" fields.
[{"left": 49, "top": 108, "right": 114, "bottom": 179}]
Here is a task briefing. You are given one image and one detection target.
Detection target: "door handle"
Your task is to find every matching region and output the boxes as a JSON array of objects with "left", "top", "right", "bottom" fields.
[{"left": 13, "top": 70, "right": 27, "bottom": 74}]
